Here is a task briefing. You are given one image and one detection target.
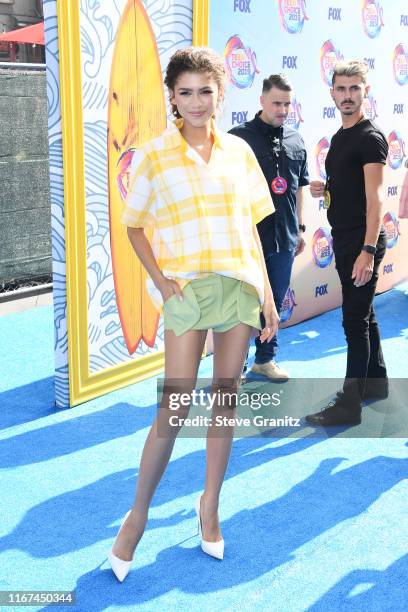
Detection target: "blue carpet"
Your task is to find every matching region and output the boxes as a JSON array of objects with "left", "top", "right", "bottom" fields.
[{"left": 0, "top": 284, "right": 407, "bottom": 611}]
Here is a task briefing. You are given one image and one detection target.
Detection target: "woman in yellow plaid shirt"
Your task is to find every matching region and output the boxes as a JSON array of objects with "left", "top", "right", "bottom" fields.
[{"left": 109, "top": 47, "right": 279, "bottom": 581}]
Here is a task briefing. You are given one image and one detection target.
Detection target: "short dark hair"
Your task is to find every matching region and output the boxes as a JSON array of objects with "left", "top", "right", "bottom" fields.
[
  {"left": 262, "top": 73, "right": 292, "bottom": 94},
  {"left": 164, "top": 46, "right": 226, "bottom": 118}
]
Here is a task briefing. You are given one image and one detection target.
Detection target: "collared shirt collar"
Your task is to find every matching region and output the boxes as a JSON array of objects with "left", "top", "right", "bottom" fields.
[
  {"left": 163, "top": 117, "right": 225, "bottom": 151},
  {"left": 254, "top": 111, "right": 282, "bottom": 136}
]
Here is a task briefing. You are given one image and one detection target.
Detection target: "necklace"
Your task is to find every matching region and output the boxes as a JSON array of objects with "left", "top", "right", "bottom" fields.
[
  {"left": 191, "top": 141, "right": 210, "bottom": 149},
  {"left": 342, "top": 114, "right": 365, "bottom": 130}
]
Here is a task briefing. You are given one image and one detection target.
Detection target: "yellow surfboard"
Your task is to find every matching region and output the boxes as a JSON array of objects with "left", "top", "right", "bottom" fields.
[{"left": 108, "top": 0, "right": 166, "bottom": 353}]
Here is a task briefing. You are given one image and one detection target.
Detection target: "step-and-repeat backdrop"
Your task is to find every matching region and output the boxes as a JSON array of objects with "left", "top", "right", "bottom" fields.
[
  {"left": 44, "top": 0, "right": 407, "bottom": 406},
  {"left": 209, "top": 0, "right": 408, "bottom": 326}
]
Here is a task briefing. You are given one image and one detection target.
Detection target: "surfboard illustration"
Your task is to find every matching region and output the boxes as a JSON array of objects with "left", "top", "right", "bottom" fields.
[{"left": 108, "top": 0, "right": 166, "bottom": 354}]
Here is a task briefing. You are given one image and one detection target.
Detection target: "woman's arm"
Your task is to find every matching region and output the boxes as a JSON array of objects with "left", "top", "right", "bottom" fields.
[
  {"left": 127, "top": 227, "right": 183, "bottom": 301},
  {"left": 252, "top": 225, "right": 279, "bottom": 342}
]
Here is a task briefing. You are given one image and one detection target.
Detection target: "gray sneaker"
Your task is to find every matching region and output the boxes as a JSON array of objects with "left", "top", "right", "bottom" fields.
[{"left": 250, "top": 361, "right": 289, "bottom": 380}]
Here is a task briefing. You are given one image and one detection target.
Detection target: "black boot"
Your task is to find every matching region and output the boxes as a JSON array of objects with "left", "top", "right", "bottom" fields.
[
  {"left": 364, "top": 378, "right": 389, "bottom": 400},
  {"left": 305, "top": 392, "right": 361, "bottom": 426}
]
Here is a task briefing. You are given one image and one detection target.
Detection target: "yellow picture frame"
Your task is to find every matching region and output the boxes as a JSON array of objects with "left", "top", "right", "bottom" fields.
[{"left": 57, "top": 0, "right": 209, "bottom": 406}]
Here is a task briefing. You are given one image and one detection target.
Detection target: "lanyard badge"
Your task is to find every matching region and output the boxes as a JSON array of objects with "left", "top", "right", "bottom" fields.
[
  {"left": 271, "top": 176, "right": 288, "bottom": 194},
  {"left": 323, "top": 176, "right": 331, "bottom": 209},
  {"left": 268, "top": 129, "right": 287, "bottom": 195}
]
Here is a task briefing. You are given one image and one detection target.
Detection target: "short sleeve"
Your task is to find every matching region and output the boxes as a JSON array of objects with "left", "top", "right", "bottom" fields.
[
  {"left": 361, "top": 131, "right": 388, "bottom": 166},
  {"left": 121, "top": 148, "right": 156, "bottom": 228},
  {"left": 246, "top": 146, "right": 275, "bottom": 225}
]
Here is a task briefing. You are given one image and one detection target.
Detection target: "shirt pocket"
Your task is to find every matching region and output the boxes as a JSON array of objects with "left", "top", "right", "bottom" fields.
[{"left": 284, "top": 149, "right": 304, "bottom": 187}]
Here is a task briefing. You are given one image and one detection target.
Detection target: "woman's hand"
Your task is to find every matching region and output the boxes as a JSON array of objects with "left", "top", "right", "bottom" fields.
[
  {"left": 156, "top": 275, "right": 183, "bottom": 303},
  {"left": 259, "top": 297, "right": 280, "bottom": 343}
]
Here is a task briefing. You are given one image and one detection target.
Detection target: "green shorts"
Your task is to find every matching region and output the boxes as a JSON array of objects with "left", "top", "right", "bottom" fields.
[{"left": 163, "top": 274, "right": 261, "bottom": 336}]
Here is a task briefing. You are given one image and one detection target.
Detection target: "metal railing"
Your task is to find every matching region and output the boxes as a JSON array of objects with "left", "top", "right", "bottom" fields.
[{"left": 0, "top": 61, "right": 45, "bottom": 69}]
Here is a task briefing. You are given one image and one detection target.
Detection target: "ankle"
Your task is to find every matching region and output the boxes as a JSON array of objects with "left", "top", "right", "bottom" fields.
[
  {"left": 127, "top": 508, "right": 147, "bottom": 531},
  {"left": 201, "top": 493, "right": 219, "bottom": 514}
]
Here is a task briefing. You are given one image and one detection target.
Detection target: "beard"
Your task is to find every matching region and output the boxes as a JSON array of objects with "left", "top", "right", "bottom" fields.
[{"left": 337, "top": 100, "right": 360, "bottom": 116}]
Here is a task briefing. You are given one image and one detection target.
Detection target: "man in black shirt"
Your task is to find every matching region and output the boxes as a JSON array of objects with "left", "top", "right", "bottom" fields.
[
  {"left": 307, "top": 60, "right": 388, "bottom": 426},
  {"left": 230, "top": 74, "right": 309, "bottom": 380}
]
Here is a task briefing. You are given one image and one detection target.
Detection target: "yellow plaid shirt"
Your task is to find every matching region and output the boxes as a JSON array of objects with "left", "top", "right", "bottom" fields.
[{"left": 121, "top": 119, "right": 274, "bottom": 308}]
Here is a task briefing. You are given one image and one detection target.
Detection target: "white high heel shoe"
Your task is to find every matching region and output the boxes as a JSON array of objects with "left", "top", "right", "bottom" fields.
[
  {"left": 195, "top": 495, "right": 224, "bottom": 560},
  {"left": 108, "top": 510, "right": 133, "bottom": 582}
]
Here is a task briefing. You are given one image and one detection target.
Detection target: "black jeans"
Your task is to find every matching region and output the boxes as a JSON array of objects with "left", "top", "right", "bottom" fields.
[{"left": 334, "top": 233, "right": 387, "bottom": 405}]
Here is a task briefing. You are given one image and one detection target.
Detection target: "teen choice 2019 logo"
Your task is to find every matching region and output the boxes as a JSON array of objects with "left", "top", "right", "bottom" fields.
[
  {"left": 315, "top": 137, "right": 330, "bottom": 180},
  {"left": 393, "top": 44, "right": 408, "bottom": 86},
  {"left": 312, "top": 228, "right": 333, "bottom": 268},
  {"left": 387, "top": 131, "right": 406, "bottom": 169},
  {"left": 224, "top": 35, "right": 259, "bottom": 89},
  {"left": 280, "top": 287, "right": 297, "bottom": 323},
  {"left": 383, "top": 212, "right": 400, "bottom": 248},
  {"left": 117, "top": 148, "right": 136, "bottom": 199},
  {"left": 320, "top": 40, "right": 343, "bottom": 86},
  {"left": 285, "top": 98, "right": 304, "bottom": 129},
  {"left": 362, "top": 0, "right": 384, "bottom": 38},
  {"left": 278, "top": 0, "right": 308, "bottom": 34},
  {"left": 363, "top": 91, "right": 378, "bottom": 120}
]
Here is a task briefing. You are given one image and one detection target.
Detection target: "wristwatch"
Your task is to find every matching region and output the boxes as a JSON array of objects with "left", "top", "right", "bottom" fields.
[
  {"left": 361, "top": 244, "right": 376, "bottom": 255},
  {"left": 298, "top": 224, "right": 306, "bottom": 232}
]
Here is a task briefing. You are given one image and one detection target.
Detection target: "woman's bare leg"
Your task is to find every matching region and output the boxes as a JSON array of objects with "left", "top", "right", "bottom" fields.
[
  {"left": 112, "top": 328, "right": 207, "bottom": 561},
  {"left": 200, "top": 323, "right": 252, "bottom": 542}
]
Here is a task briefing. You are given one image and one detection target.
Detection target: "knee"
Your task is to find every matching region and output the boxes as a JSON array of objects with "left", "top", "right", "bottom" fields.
[
  {"left": 212, "top": 378, "right": 240, "bottom": 393},
  {"left": 342, "top": 316, "right": 369, "bottom": 338},
  {"left": 211, "top": 379, "right": 240, "bottom": 410},
  {"left": 160, "top": 380, "right": 194, "bottom": 415}
]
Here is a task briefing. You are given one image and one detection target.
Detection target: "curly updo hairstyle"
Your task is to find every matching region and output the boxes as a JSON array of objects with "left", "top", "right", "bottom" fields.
[{"left": 164, "top": 46, "right": 226, "bottom": 118}]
